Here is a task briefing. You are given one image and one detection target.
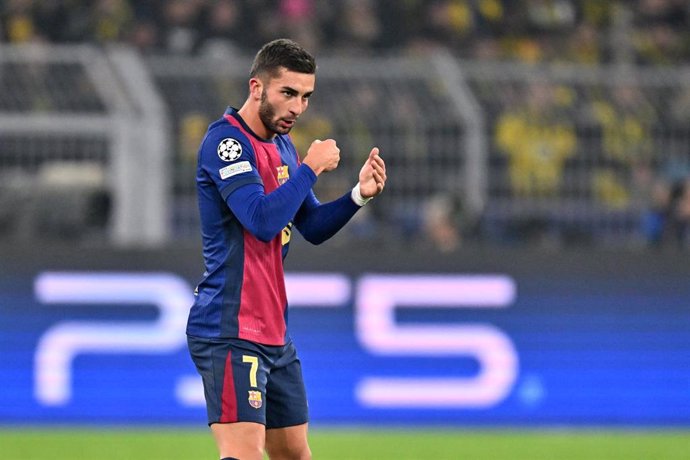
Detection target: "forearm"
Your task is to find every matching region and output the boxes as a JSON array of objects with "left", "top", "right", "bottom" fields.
[
  {"left": 296, "top": 191, "right": 361, "bottom": 244},
  {"left": 227, "top": 164, "right": 317, "bottom": 242}
]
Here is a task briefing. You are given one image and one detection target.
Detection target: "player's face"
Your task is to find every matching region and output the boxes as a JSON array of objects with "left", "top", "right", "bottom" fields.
[{"left": 258, "top": 69, "right": 315, "bottom": 135}]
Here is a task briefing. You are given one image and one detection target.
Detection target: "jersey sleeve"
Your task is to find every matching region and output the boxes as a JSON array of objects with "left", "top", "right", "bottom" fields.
[
  {"left": 294, "top": 189, "right": 361, "bottom": 244},
  {"left": 227, "top": 164, "right": 317, "bottom": 242},
  {"left": 199, "top": 126, "right": 262, "bottom": 200}
]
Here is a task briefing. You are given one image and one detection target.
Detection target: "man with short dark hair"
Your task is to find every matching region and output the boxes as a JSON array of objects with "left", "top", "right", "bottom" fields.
[{"left": 186, "top": 38, "right": 386, "bottom": 460}]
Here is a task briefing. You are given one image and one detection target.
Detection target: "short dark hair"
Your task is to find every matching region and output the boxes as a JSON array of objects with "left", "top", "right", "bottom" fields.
[{"left": 249, "top": 38, "right": 316, "bottom": 80}]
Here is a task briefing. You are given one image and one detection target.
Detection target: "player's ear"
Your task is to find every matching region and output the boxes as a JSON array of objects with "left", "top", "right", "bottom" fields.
[{"left": 248, "top": 77, "right": 263, "bottom": 101}]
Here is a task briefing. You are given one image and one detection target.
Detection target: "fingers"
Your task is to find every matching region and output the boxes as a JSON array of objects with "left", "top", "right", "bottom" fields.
[
  {"left": 373, "top": 167, "right": 386, "bottom": 189},
  {"left": 313, "top": 138, "right": 339, "bottom": 148},
  {"left": 372, "top": 156, "right": 385, "bottom": 175},
  {"left": 368, "top": 147, "right": 385, "bottom": 169},
  {"left": 370, "top": 154, "right": 386, "bottom": 193},
  {"left": 366, "top": 147, "right": 386, "bottom": 186},
  {"left": 371, "top": 154, "right": 386, "bottom": 178},
  {"left": 356, "top": 147, "right": 386, "bottom": 197}
]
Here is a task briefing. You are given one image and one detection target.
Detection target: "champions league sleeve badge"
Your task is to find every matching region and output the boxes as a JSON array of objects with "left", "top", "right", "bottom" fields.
[{"left": 217, "top": 138, "right": 243, "bottom": 162}]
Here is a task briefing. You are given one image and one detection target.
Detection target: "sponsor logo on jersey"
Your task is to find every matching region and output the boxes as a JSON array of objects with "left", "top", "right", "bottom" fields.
[
  {"left": 282, "top": 222, "right": 293, "bottom": 246},
  {"left": 217, "top": 138, "right": 242, "bottom": 162},
  {"left": 276, "top": 165, "right": 289, "bottom": 185},
  {"left": 248, "top": 390, "right": 263, "bottom": 409},
  {"left": 219, "top": 161, "right": 252, "bottom": 179}
]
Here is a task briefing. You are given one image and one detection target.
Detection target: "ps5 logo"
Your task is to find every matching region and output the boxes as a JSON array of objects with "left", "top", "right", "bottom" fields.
[
  {"left": 33, "top": 272, "right": 192, "bottom": 405},
  {"left": 34, "top": 272, "right": 518, "bottom": 409},
  {"left": 355, "top": 275, "right": 518, "bottom": 408}
]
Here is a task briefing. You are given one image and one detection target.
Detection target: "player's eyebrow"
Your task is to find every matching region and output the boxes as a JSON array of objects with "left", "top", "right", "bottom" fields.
[{"left": 281, "top": 86, "right": 313, "bottom": 98}]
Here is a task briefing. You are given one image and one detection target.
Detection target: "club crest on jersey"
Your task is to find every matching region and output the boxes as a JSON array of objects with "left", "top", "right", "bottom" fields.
[
  {"left": 276, "top": 165, "right": 289, "bottom": 185},
  {"left": 248, "top": 390, "right": 263, "bottom": 409},
  {"left": 217, "top": 138, "right": 242, "bottom": 162}
]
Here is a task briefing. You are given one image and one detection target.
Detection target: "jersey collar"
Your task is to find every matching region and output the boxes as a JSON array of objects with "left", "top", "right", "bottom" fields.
[{"left": 224, "top": 107, "right": 274, "bottom": 143}]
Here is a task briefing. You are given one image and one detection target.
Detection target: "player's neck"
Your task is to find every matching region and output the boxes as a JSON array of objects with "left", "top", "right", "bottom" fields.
[{"left": 238, "top": 103, "right": 273, "bottom": 140}]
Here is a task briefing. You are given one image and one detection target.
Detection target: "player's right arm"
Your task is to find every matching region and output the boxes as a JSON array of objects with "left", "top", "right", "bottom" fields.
[{"left": 200, "top": 131, "right": 339, "bottom": 242}]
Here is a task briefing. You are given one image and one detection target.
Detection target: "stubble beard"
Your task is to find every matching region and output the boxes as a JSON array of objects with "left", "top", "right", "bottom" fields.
[{"left": 259, "top": 90, "right": 291, "bottom": 136}]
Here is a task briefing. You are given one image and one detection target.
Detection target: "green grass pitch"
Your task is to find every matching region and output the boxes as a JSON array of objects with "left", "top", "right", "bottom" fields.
[{"left": 0, "top": 427, "right": 688, "bottom": 459}]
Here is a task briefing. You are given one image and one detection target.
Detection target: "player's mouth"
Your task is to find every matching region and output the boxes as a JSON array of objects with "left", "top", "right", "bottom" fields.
[{"left": 280, "top": 119, "right": 296, "bottom": 129}]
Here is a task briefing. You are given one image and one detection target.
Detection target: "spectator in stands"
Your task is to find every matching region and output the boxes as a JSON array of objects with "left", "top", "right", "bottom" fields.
[
  {"left": 1, "top": 1, "right": 689, "bottom": 67},
  {"left": 125, "top": 0, "right": 163, "bottom": 53},
  {"left": 418, "top": 0, "right": 477, "bottom": 53},
  {"left": 671, "top": 178, "right": 690, "bottom": 247},
  {"left": 641, "top": 177, "right": 673, "bottom": 246},
  {"left": 274, "top": 0, "right": 321, "bottom": 55},
  {"left": 422, "top": 193, "right": 465, "bottom": 252},
  {"left": 331, "top": 0, "right": 381, "bottom": 54},
  {"left": 563, "top": 22, "right": 604, "bottom": 64},
  {"left": 587, "top": 82, "right": 658, "bottom": 209},
  {"left": 160, "top": 0, "right": 204, "bottom": 54},
  {"left": 1, "top": 0, "right": 40, "bottom": 43},
  {"left": 633, "top": 0, "right": 690, "bottom": 65},
  {"left": 197, "top": 0, "right": 248, "bottom": 58},
  {"left": 643, "top": 175, "right": 690, "bottom": 249},
  {"left": 179, "top": 111, "right": 211, "bottom": 165},
  {"left": 128, "top": 17, "right": 160, "bottom": 53},
  {"left": 495, "top": 81, "right": 577, "bottom": 196},
  {"left": 90, "top": 0, "right": 132, "bottom": 44}
]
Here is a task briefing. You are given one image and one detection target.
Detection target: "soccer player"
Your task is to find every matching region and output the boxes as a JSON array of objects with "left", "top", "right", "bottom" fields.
[{"left": 186, "top": 38, "right": 386, "bottom": 460}]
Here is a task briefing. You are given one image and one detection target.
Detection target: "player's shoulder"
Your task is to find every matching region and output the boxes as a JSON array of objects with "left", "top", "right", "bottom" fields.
[
  {"left": 201, "top": 121, "right": 254, "bottom": 162},
  {"left": 204, "top": 121, "right": 252, "bottom": 149}
]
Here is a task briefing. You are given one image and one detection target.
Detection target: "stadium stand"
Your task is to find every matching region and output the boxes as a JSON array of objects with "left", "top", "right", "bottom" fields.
[{"left": 1, "top": 0, "right": 688, "bottom": 249}]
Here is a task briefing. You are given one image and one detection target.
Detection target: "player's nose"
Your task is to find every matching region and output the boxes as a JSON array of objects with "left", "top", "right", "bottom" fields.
[{"left": 289, "top": 99, "right": 307, "bottom": 117}]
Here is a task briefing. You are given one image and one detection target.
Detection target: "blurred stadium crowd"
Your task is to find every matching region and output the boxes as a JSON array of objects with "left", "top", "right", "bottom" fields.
[
  {"left": 1, "top": 0, "right": 690, "bottom": 251},
  {"left": 1, "top": 0, "right": 689, "bottom": 64}
]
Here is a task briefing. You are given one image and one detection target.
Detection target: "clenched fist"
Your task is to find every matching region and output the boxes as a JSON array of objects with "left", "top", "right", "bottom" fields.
[{"left": 302, "top": 139, "right": 340, "bottom": 175}]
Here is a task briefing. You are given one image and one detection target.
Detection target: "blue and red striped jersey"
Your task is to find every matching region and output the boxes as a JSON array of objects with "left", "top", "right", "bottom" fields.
[{"left": 186, "top": 107, "right": 313, "bottom": 345}]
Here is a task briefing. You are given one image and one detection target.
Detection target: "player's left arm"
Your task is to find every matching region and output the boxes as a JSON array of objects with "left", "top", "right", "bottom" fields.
[{"left": 295, "top": 148, "right": 386, "bottom": 245}]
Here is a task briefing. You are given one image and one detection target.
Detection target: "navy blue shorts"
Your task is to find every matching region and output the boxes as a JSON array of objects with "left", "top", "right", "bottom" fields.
[{"left": 187, "top": 336, "right": 308, "bottom": 428}]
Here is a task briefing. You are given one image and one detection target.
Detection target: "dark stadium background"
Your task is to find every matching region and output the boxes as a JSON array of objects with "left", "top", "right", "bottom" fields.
[{"left": 1, "top": 1, "right": 689, "bottom": 458}]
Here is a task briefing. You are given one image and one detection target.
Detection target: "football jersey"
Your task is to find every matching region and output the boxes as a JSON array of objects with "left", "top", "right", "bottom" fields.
[{"left": 186, "top": 107, "right": 305, "bottom": 345}]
